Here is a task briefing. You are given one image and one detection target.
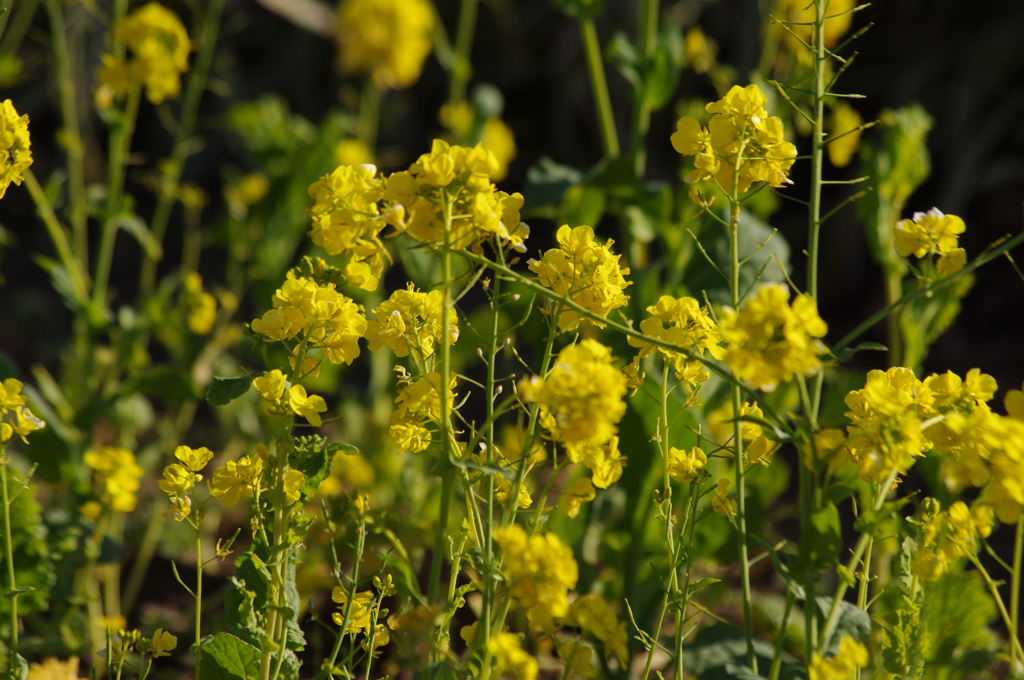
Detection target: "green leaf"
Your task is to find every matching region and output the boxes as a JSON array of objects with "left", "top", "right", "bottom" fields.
[
  {"left": 522, "top": 157, "right": 584, "bottom": 214},
  {"left": 606, "top": 32, "right": 641, "bottom": 90},
  {"left": 644, "top": 23, "right": 684, "bottom": 110},
  {"left": 832, "top": 341, "right": 888, "bottom": 363},
  {"left": 198, "top": 633, "right": 261, "bottom": 680},
  {"left": 559, "top": 184, "right": 606, "bottom": 228},
  {"left": 816, "top": 597, "right": 871, "bottom": 656},
  {"left": 0, "top": 466, "right": 55, "bottom": 620},
  {"left": 801, "top": 503, "right": 842, "bottom": 571},
  {"left": 682, "top": 623, "right": 804, "bottom": 680},
  {"left": 207, "top": 373, "right": 263, "bottom": 406},
  {"left": 112, "top": 213, "right": 162, "bottom": 259},
  {"left": 225, "top": 552, "right": 272, "bottom": 647}
]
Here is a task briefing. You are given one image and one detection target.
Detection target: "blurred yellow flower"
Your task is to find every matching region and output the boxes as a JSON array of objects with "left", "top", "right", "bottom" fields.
[
  {"left": 335, "top": 0, "right": 433, "bottom": 89},
  {"left": 827, "top": 102, "right": 862, "bottom": 168},
  {"left": 0, "top": 99, "right": 32, "bottom": 199}
]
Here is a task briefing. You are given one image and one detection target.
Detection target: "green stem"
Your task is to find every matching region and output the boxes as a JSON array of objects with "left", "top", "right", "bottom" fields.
[
  {"left": 358, "top": 77, "right": 381, "bottom": 153},
  {"left": 580, "top": 18, "right": 619, "bottom": 158},
  {"left": 1013, "top": 516, "right": 1024, "bottom": 664},
  {"left": 92, "top": 83, "right": 142, "bottom": 311},
  {"left": 195, "top": 519, "right": 202, "bottom": 680},
  {"left": 730, "top": 146, "right": 757, "bottom": 675},
  {"left": 768, "top": 589, "right": 795, "bottom": 680},
  {"left": 447, "top": 0, "right": 478, "bottom": 111},
  {"left": 22, "top": 169, "right": 89, "bottom": 305},
  {"left": 631, "top": 0, "right": 659, "bottom": 177},
  {"left": 42, "top": 0, "right": 88, "bottom": 270},
  {"left": 139, "top": 0, "right": 225, "bottom": 297},
  {"left": 480, "top": 257, "right": 502, "bottom": 659},
  {"left": 315, "top": 519, "right": 367, "bottom": 680},
  {"left": 884, "top": 269, "right": 903, "bottom": 368},
  {"left": 427, "top": 194, "right": 456, "bottom": 610},
  {"left": 1, "top": 456, "right": 18, "bottom": 659},
  {"left": 969, "top": 553, "right": 1024, "bottom": 663},
  {"left": 806, "top": 0, "right": 826, "bottom": 302}
]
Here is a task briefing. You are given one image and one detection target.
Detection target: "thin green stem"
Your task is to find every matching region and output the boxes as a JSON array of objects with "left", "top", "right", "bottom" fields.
[
  {"left": 480, "top": 260, "right": 502, "bottom": 659},
  {"left": 969, "top": 553, "right": 1024, "bottom": 663},
  {"left": 730, "top": 143, "right": 757, "bottom": 675},
  {"left": 580, "top": 18, "right": 619, "bottom": 158},
  {"left": 631, "top": 0, "right": 659, "bottom": 177},
  {"left": 769, "top": 589, "right": 795, "bottom": 680},
  {"left": 42, "top": 0, "right": 88, "bottom": 269},
  {"left": 358, "top": 77, "right": 381, "bottom": 153},
  {"left": 314, "top": 519, "right": 367, "bottom": 680},
  {"left": 22, "top": 169, "right": 89, "bottom": 305},
  {"left": 92, "top": 83, "right": 142, "bottom": 310},
  {"left": 447, "top": 0, "right": 479, "bottom": 111},
  {"left": 139, "top": 0, "right": 225, "bottom": 297},
  {"left": 1013, "top": 516, "right": 1024, "bottom": 665},
  {"left": 195, "top": 519, "right": 203, "bottom": 680},
  {"left": 806, "top": 0, "right": 826, "bottom": 302},
  {"left": 1, "top": 456, "right": 19, "bottom": 659}
]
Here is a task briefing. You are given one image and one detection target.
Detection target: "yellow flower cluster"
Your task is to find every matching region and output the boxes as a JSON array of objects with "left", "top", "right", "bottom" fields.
[
  {"left": 844, "top": 367, "right": 932, "bottom": 484},
  {"left": 808, "top": 635, "right": 868, "bottom": 680},
  {"left": 441, "top": 101, "right": 518, "bottom": 182},
  {"left": 251, "top": 274, "right": 366, "bottom": 371},
  {"left": 527, "top": 225, "right": 631, "bottom": 331},
  {"left": 0, "top": 378, "right": 45, "bottom": 443},
  {"left": 487, "top": 632, "right": 537, "bottom": 680},
  {"left": 366, "top": 284, "right": 457, "bottom": 359},
  {"left": 332, "top": 588, "right": 373, "bottom": 633},
  {"left": 712, "top": 478, "right": 736, "bottom": 518},
  {"left": 827, "top": 103, "right": 863, "bottom": 168},
  {"left": 384, "top": 139, "right": 528, "bottom": 251},
  {"left": 182, "top": 272, "right": 217, "bottom": 335},
  {"left": 307, "top": 163, "right": 391, "bottom": 291},
  {"left": 84, "top": 447, "right": 144, "bottom": 513},
  {"left": 560, "top": 477, "right": 595, "bottom": 518},
  {"left": 253, "top": 370, "right": 329, "bottom": 427},
  {"left": 97, "top": 3, "right": 191, "bottom": 105},
  {"left": 335, "top": 0, "right": 434, "bottom": 90},
  {"left": 667, "top": 446, "right": 707, "bottom": 483},
  {"left": 493, "top": 523, "right": 578, "bottom": 629},
  {"left": 671, "top": 84, "right": 797, "bottom": 193},
  {"left": 519, "top": 340, "right": 627, "bottom": 488},
  {"left": 158, "top": 445, "right": 213, "bottom": 521},
  {"left": 388, "top": 372, "right": 456, "bottom": 454},
  {"left": 0, "top": 100, "right": 32, "bottom": 199},
  {"left": 910, "top": 499, "right": 993, "bottom": 581},
  {"left": 720, "top": 284, "right": 828, "bottom": 391},
  {"left": 628, "top": 295, "right": 723, "bottom": 393},
  {"left": 566, "top": 594, "right": 629, "bottom": 665},
  {"left": 211, "top": 451, "right": 270, "bottom": 508},
  {"left": 27, "top": 657, "right": 80, "bottom": 680},
  {"left": 894, "top": 208, "right": 967, "bottom": 276},
  {"left": 1007, "top": 380, "right": 1024, "bottom": 421}
]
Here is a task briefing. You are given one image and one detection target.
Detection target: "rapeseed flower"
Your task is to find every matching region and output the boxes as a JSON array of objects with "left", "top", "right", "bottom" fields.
[
  {"left": 909, "top": 499, "right": 994, "bottom": 580},
  {"left": 84, "top": 447, "right": 144, "bottom": 513},
  {"left": 720, "top": 283, "right": 828, "bottom": 391},
  {"left": 1006, "top": 381, "right": 1024, "bottom": 421},
  {"left": 365, "top": 284, "right": 457, "bottom": 359},
  {"left": 528, "top": 225, "right": 631, "bottom": 330},
  {"left": 667, "top": 446, "right": 708, "bottom": 483},
  {"left": 487, "top": 632, "right": 538, "bottom": 680},
  {"left": 493, "top": 523, "right": 578, "bottom": 629},
  {"left": 211, "top": 454, "right": 264, "bottom": 507},
  {"left": 827, "top": 103, "right": 862, "bottom": 168},
  {"left": 26, "top": 657, "right": 80, "bottom": 680},
  {"left": 332, "top": 588, "right": 374, "bottom": 633},
  {"left": 672, "top": 84, "right": 797, "bottom": 193},
  {"left": 712, "top": 478, "right": 736, "bottom": 518},
  {"left": 0, "top": 378, "right": 45, "bottom": 443},
  {"left": 99, "top": 3, "right": 191, "bottom": 105},
  {"left": 560, "top": 477, "right": 596, "bottom": 518},
  {"left": 567, "top": 594, "right": 629, "bottom": 665},
  {"left": 894, "top": 208, "right": 967, "bottom": 276},
  {"left": 388, "top": 372, "right": 456, "bottom": 454},
  {"left": 519, "top": 340, "right": 627, "bottom": 487},
  {"left": 808, "top": 634, "right": 868, "bottom": 680},
  {"left": 0, "top": 99, "right": 32, "bottom": 199},
  {"left": 335, "top": 0, "right": 433, "bottom": 90}
]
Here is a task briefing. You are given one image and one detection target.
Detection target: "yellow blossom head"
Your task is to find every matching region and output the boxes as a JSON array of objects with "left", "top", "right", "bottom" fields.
[
  {"left": 335, "top": 0, "right": 434, "bottom": 89},
  {"left": 0, "top": 99, "right": 32, "bottom": 199}
]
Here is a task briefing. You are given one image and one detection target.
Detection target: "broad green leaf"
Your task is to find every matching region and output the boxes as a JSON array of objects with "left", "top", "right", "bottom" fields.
[
  {"left": 522, "top": 157, "right": 584, "bottom": 214},
  {"left": 644, "top": 23, "right": 684, "bottom": 110},
  {"left": 198, "top": 633, "right": 260, "bottom": 680},
  {"left": 207, "top": 373, "right": 264, "bottom": 406},
  {"left": 606, "top": 32, "right": 641, "bottom": 90},
  {"left": 816, "top": 597, "right": 871, "bottom": 656}
]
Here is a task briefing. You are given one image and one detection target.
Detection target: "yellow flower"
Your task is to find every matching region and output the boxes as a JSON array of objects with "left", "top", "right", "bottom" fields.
[
  {"left": 481, "top": 117, "right": 516, "bottom": 182},
  {"left": 520, "top": 340, "right": 627, "bottom": 488},
  {"left": 283, "top": 468, "right": 305, "bottom": 505},
  {"left": 893, "top": 208, "right": 967, "bottom": 276},
  {"left": 27, "top": 657, "right": 80, "bottom": 680},
  {"left": 1006, "top": 380, "right": 1024, "bottom": 421},
  {"left": 0, "top": 99, "right": 32, "bottom": 199},
  {"left": 287, "top": 385, "right": 328, "bottom": 427},
  {"left": 667, "top": 446, "right": 707, "bottom": 483},
  {"left": 528, "top": 225, "right": 631, "bottom": 330},
  {"left": 334, "top": 138, "right": 374, "bottom": 167},
  {"left": 779, "top": 0, "right": 856, "bottom": 54},
  {"left": 211, "top": 455, "right": 264, "bottom": 508},
  {"left": 568, "top": 594, "right": 629, "bottom": 664},
  {"left": 254, "top": 369, "right": 287, "bottom": 403},
  {"left": 332, "top": 588, "right": 374, "bottom": 633},
  {"left": 808, "top": 634, "right": 868, "bottom": 680},
  {"left": 0, "top": 378, "right": 45, "bottom": 443},
  {"left": 111, "top": 2, "right": 191, "bottom": 104},
  {"left": 84, "top": 447, "right": 143, "bottom": 513},
  {"left": 720, "top": 284, "right": 828, "bottom": 391},
  {"left": 182, "top": 272, "right": 217, "bottom": 335},
  {"left": 335, "top": 0, "right": 433, "bottom": 89},
  {"left": 145, "top": 629, "right": 177, "bottom": 658},
  {"left": 827, "top": 103, "right": 862, "bottom": 168},
  {"left": 560, "top": 477, "right": 596, "bottom": 518},
  {"left": 488, "top": 632, "right": 538, "bottom": 680},
  {"left": 494, "top": 524, "right": 578, "bottom": 629},
  {"left": 366, "top": 285, "right": 456, "bottom": 359},
  {"left": 673, "top": 85, "right": 796, "bottom": 193},
  {"left": 495, "top": 472, "right": 532, "bottom": 509},
  {"left": 158, "top": 463, "right": 193, "bottom": 496},
  {"left": 712, "top": 478, "right": 736, "bottom": 518},
  {"left": 173, "top": 445, "right": 214, "bottom": 473}
]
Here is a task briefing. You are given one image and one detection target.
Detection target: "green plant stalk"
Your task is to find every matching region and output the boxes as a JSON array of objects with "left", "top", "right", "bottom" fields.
[
  {"left": 1013, "top": 515, "right": 1024, "bottom": 665},
  {"left": 580, "top": 18, "right": 619, "bottom": 158},
  {"left": 448, "top": 0, "right": 478, "bottom": 111},
  {"left": 0, "top": 0, "right": 40, "bottom": 59},
  {"left": 42, "top": 0, "right": 88, "bottom": 269},
  {"left": 631, "top": 0, "right": 659, "bottom": 176},
  {"left": 358, "top": 77, "right": 382, "bottom": 153},
  {"left": 968, "top": 553, "right": 1024, "bottom": 663},
  {"left": 315, "top": 518, "right": 367, "bottom": 680},
  {"left": 730, "top": 143, "right": 758, "bottom": 675},
  {"left": 1, "top": 453, "right": 19, "bottom": 660},
  {"left": 675, "top": 481, "right": 701, "bottom": 680},
  {"left": 22, "top": 169, "right": 89, "bottom": 305},
  {"left": 427, "top": 193, "right": 456, "bottom": 611},
  {"left": 796, "top": 375, "right": 819, "bottom": 659},
  {"left": 194, "top": 514, "right": 203, "bottom": 680},
  {"left": 92, "top": 83, "right": 142, "bottom": 310},
  {"left": 139, "top": 0, "right": 225, "bottom": 297},
  {"left": 885, "top": 270, "right": 903, "bottom": 367},
  {"left": 807, "top": 0, "right": 828, "bottom": 418},
  {"left": 768, "top": 589, "right": 795, "bottom": 680},
  {"left": 480, "top": 258, "right": 503, "bottom": 659}
]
